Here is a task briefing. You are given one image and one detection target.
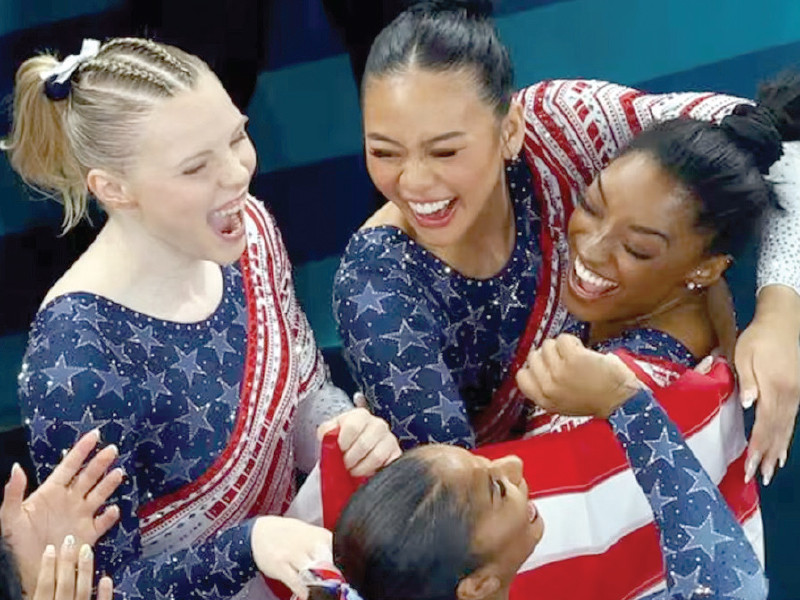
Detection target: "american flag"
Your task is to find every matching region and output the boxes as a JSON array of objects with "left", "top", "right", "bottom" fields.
[{"left": 315, "top": 356, "right": 760, "bottom": 600}]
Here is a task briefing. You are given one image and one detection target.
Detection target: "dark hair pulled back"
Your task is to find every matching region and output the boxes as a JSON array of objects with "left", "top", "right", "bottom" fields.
[
  {"left": 331, "top": 450, "right": 480, "bottom": 600},
  {"left": 363, "top": 0, "right": 514, "bottom": 117},
  {"left": 622, "top": 72, "right": 800, "bottom": 258}
]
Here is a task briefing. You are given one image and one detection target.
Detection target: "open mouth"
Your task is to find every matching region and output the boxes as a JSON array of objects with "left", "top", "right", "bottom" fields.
[
  {"left": 569, "top": 255, "right": 619, "bottom": 299},
  {"left": 209, "top": 195, "right": 246, "bottom": 240},
  {"left": 408, "top": 197, "right": 458, "bottom": 227}
]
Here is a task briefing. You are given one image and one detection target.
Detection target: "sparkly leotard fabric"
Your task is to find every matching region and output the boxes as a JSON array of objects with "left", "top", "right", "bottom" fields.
[
  {"left": 335, "top": 79, "right": 800, "bottom": 448},
  {"left": 334, "top": 160, "right": 549, "bottom": 448},
  {"left": 611, "top": 391, "right": 767, "bottom": 599},
  {"left": 20, "top": 199, "right": 346, "bottom": 599}
]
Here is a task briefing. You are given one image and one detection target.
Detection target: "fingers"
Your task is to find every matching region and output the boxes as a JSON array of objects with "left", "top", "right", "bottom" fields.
[
  {"left": 733, "top": 345, "right": 758, "bottom": 409},
  {"left": 744, "top": 445, "right": 762, "bottom": 485},
  {"left": 49, "top": 430, "right": 101, "bottom": 488},
  {"left": 747, "top": 398, "right": 797, "bottom": 485},
  {"left": 336, "top": 409, "right": 370, "bottom": 456},
  {"left": 342, "top": 414, "right": 393, "bottom": 472},
  {"left": 96, "top": 577, "right": 114, "bottom": 600},
  {"left": 32, "top": 545, "right": 57, "bottom": 600},
  {"left": 554, "top": 333, "right": 584, "bottom": 356},
  {"left": 317, "top": 408, "right": 400, "bottom": 477},
  {"left": 317, "top": 395, "right": 371, "bottom": 442},
  {"left": 75, "top": 545, "right": 94, "bottom": 600},
  {"left": 515, "top": 352, "right": 550, "bottom": 409},
  {"left": 347, "top": 435, "right": 401, "bottom": 478},
  {"left": 746, "top": 408, "right": 780, "bottom": 485},
  {"left": 55, "top": 536, "right": 78, "bottom": 600},
  {"left": 93, "top": 505, "right": 121, "bottom": 539},
  {"left": 1, "top": 463, "right": 27, "bottom": 521},
  {"left": 694, "top": 355, "right": 714, "bottom": 375},
  {"left": 272, "top": 535, "right": 332, "bottom": 600},
  {"left": 353, "top": 392, "right": 368, "bottom": 409},
  {"left": 279, "top": 564, "right": 309, "bottom": 600},
  {"left": 84, "top": 465, "right": 124, "bottom": 510},
  {"left": 286, "top": 535, "right": 333, "bottom": 600},
  {"left": 73, "top": 444, "right": 119, "bottom": 499},
  {"left": 316, "top": 418, "right": 339, "bottom": 442}
]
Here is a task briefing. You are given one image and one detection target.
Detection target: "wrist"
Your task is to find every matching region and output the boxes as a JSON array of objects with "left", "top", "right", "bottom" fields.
[
  {"left": 755, "top": 284, "right": 800, "bottom": 334},
  {"left": 599, "top": 378, "right": 643, "bottom": 419}
]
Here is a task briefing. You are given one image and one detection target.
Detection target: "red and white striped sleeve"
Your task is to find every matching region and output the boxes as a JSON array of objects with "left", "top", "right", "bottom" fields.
[
  {"left": 518, "top": 78, "right": 800, "bottom": 295},
  {"left": 517, "top": 78, "right": 745, "bottom": 194}
]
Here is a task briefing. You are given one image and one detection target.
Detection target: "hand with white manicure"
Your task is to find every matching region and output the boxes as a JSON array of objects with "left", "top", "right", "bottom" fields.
[
  {"left": 734, "top": 285, "right": 800, "bottom": 486},
  {"left": 0, "top": 430, "right": 122, "bottom": 594},
  {"left": 32, "top": 537, "right": 113, "bottom": 600}
]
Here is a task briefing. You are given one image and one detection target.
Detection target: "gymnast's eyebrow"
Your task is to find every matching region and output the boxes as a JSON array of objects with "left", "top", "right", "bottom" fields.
[{"left": 366, "top": 131, "right": 466, "bottom": 145}]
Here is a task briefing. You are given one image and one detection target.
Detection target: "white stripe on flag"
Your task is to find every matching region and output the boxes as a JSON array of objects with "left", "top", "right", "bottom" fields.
[{"left": 520, "top": 396, "right": 749, "bottom": 571}]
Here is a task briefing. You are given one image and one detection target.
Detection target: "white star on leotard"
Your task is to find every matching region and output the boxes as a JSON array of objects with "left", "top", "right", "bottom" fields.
[
  {"left": 42, "top": 354, "right": 85, "bottom": 395},
  {"left": 95, "top": 362, "right": 130, "bottom": 400},
  {"left": 176, "top": 398, "right": 215, "bottom": 438},
  {"left": 128, "top": 323, "right": 164, "bottom": 354},
  {"left": 350, "top": 281, "right": 393, "bottom": 318},
  {"left": 381, "top": 320, "right": 427, "bottom": 355},
  {"left": 172, "top": 346, "right": 206, "bottom": 386},
  {"left": 205, "top": 328, "right": 235, "bottom": 363},
  {"left": 645, "top": 430, "right": 682, "bottom": 467},
  {"left": 424, "top": 392, "right": 465, "bottom": 426},
  {"left": 681, "top": 513, "right": 733, "bottom": 561}
]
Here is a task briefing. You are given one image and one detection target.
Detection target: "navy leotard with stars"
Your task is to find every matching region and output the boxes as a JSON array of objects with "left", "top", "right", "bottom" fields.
[
  {"left": 613, "top": 390, "right": 767, "bottom": 599},
  {"left": 333, "top": 160, "right": 549, "bottom": 448},
  {"left": 20, "top": 264, "right": 258, "bottom": 598},
  {"left": 595, "top": 330, "right": 766, "bottom": 598}
]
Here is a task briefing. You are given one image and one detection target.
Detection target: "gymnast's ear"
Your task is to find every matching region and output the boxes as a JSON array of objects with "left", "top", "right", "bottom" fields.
[
  {"left": 87, "top": 168, "right": 135, "bottom": 211},
  {"left": 685, "top": 253, "right": 732, "bottom": 289},
  {"left": 456, "top": 570, "right": 501, "bottom": 600},
  {"left": 501, "top": 99, "right": 525, "bottom": 160}
]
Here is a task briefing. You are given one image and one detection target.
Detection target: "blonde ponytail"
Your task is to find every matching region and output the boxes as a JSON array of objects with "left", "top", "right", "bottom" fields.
[
  {"left": 1, "top": 39, "right": 210, "bottom": 232},
  {"left": 1, "top": 54, "right": 88, "bottom": 231}
]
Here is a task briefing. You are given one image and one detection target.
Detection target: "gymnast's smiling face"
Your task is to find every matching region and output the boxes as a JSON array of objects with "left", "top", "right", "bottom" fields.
[
  {"left": 361, "top": 67, "right": 524, "bottom": 253},
  {"left": 108, "top": 71, "right": 257, "bottom": 267},
  {"left": 562, "top": 151, "right": 720, "bottom": 326}
]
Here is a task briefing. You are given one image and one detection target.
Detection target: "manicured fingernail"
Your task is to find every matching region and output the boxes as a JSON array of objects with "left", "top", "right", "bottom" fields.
[
  {"left": 64, "top": 535, "right": 75, "bottom": 549},
  {"left": 779, "top": 452, "right": 788, "bottom": 469},
  {"left": 44, "top": 545, "right": 56, "bottom": 557},
  {"left": 91, "top": 428, "right": 101, "bottom": 440},
  {"left": 762, "top": 467, "right": 774, "bottom": 487},
  {"left": 108, "top": 444, "right": 118, "bottom": 455},
  {"left": 741, "top": 390, "right": 756, "bottom": 409},
  {"left": 744, "top": 452, "right": 761, "bottom": 483},
  {"left": 11, "top": 462, "right": 20, "bottom": 474},
  {"left": 79, "top": 544, "right": 92, "bottom": 560}
]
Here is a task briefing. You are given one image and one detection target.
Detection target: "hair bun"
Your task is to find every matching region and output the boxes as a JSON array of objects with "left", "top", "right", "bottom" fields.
[
  {"left": 411, "top": 0, "right": 494, "bottom": 19},
  {"left": 757, "top": 71, "right": 800, "bottom": 141},
  {"left": 719, "top": 103, "right": 783, "bottom": 174}
]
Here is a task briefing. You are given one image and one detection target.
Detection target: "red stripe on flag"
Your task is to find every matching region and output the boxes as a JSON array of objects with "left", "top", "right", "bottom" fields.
[{"left": 511, "top": 524, "right": 663, "bottom": 600}]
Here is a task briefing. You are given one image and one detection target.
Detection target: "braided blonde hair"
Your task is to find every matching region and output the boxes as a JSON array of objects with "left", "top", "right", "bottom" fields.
[{"left": 1, "top": 38, "right": 210, "bottom": 231}]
